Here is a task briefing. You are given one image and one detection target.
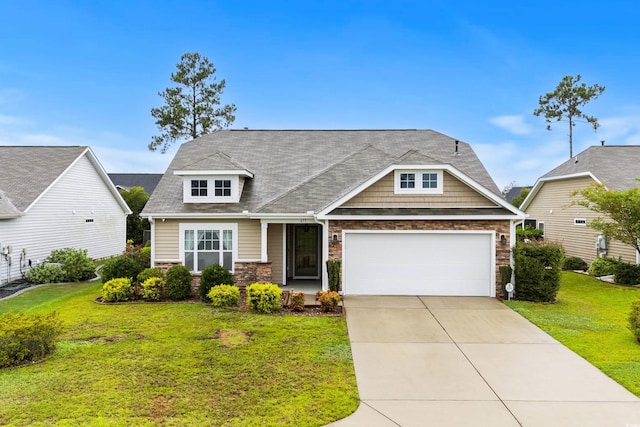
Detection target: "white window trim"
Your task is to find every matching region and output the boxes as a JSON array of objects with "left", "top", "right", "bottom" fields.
[
  {"left": 394, "top": 169, "right": 443, "bottom": 195},
  {"left": 538, "top": 221, "right": 545, "bottom": 237},
  {"left": 182, "top": 175, "right": 240, "bottom": 203},
  {"left": 574, "top": 218, "right": 587, "bottom": 226},
  {"left": 178, "top": 223, "right": 238, "bottom": 273}
]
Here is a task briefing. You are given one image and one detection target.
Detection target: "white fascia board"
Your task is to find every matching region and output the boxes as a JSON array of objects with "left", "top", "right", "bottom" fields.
[
  {"left": 25, "top": 147, "right": 132, "bottom": 215},
  {"left": 174, "top": 169, "right": 254, "bottom": 178},
  {"left": 144, "top": 212, "right": 252, "bottom": 220},
  {"left": 519, "top": 172, "right": 600, "bottom": 211},
  {"left": 318, "top": 214, "right": 524, "bottom": 221}
]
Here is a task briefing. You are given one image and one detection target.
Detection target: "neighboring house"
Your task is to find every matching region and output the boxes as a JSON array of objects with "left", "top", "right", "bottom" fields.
[
  {"left": 142, "top": 130, "right": 525, "bottom": 297},
  {"left": 521, "top": 145, "right": 640, "bottom": 264},
  {"left": 108, "top": 173, "right": 163, "bottom": 196},
  {"left": 505, "top": 186, "right": 532, "bottom": 205},
  {"left": 0, "top": 146, "right": 132, "bottom": 282}
]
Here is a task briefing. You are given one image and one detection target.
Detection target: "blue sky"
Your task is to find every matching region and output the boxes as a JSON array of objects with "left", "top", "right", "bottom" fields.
[{"left": 2, "top": 0, "right": 640, "bottom": 191}]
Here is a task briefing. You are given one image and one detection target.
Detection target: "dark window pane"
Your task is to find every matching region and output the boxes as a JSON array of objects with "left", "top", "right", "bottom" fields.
[
  {"left": 191, "top": 189, "right": 199, "bottom": 196},
  {"left": 198, "top": 252, "right": 219, "bottom": 271},
  {"left": 223, "top": 252, "right": 233, "bottom": 270},
  {"left": 184, "top": 252, "right": 194, "bottom": 271}
]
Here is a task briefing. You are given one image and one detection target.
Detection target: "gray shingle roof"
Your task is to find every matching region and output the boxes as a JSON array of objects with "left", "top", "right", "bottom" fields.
[
  {"left": 143, "top": 129, "right": 500, "bottom": 215},
  {"left": 505, "top": 186, "right": 531, "bottom": 203},
  {"left": 0, "top": 146, "right": 87, "bottom": 212},
  {"left": 108, "top": 173, "right": 164, "bottom": 195},
  {"left": 542, "top": 145, "right": 640, "bottom": 190}
]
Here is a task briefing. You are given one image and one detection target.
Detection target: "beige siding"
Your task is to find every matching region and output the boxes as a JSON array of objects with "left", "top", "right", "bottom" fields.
[
  {"left": 267, "top": 223, "right": 284, "bottom": 284},
  {"left": 153, "top": 218, "right": 262, "bottom": 262},
  {"left": 343, "top": 171, "right": 496, "bottom": 207},
  {"left": 525, "top": 177, "right": 637, "bottom": 264}
]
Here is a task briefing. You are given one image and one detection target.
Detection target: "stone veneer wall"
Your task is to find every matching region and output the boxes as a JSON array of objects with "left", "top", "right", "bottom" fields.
[
  {"left": 327, "top": 219, "right": 511, "bottom": 298},
  {"left": 233, "top": 261, "right": 273, "bottom": 288}
]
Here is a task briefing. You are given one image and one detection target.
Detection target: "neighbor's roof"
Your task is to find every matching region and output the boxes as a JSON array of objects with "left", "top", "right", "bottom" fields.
[
  {"left": 143, "top": 129, "right": 501, "bottom": 215},
  {"left": 108, "top": 173, "right": 163, "bottom": 195},
  {"left": 504, "top": 186, "right": 531, "bottom": 203},
  {"left": 0, "top": 146, "right": 88, "bottom": 212},
  {"left": 542, "top": 145, "right": 640, "bottom": 190}
]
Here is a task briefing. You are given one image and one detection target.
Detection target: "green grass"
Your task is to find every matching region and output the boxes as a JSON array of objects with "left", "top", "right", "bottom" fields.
[
  {"left": 506, "top": 271, "right": 640, "bottom": 396},
  {"left": 0, "top": 282, "right": 358, "bottom": 426}
]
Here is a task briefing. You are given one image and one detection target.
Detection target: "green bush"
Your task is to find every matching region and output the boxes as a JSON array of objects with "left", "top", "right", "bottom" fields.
[
  {"left": 563, "top": 256, "right": 588, "bottom": 271},
  {"left": 289, "top": 291, "right": 306, "bottom": 312},
  {"left": 140, "top": 245, "right": 151, "bottom": 260},
  {"left": 165, "top": 265, "right": 193, "bottom": 301},
  {"left": 326, "top": 259, "right": 341, "bottom": 292},
  {"left": 629, "top": 301, "right": 640, "bottom": 343},
  {"left": 513, "top": 241, "right": 563, "bottom": 302},
  {"left": 137, "top": 267, "right": 164, "bottom": 284},
  {"left": 28, "top": 263, "right": 66, "bottom": 284},
  {"left": 516, "top": 225, "right": 543, "bottom": 242},
  {"left": 100, "top": 255, "right": 143, "bottom": 283},
  {"left": 499, "top": 265, "right": 512, "bottom": 289},
  {"left": 614, "top": 262, "right": 640, "bottom": 286},
  {"left": 317, "top": 290, "right": 341, "bottom": 312},
  {"left": 102, "top": 278, "right": 133, "bottom": 302},
  {"left": 208, "top": 284, "right": 240, "bottom": 308},
  {"left": 0, "top": 312, "right": 64, "bottom": 368},
  {"left": 587, "top": 257, "right": 620, "bottom": 277},
  {"left": 246, "top": 283, "right": 282, "bottom": 314},
  {"left": 199, "top": 264, "right": 234, "bottom": 302},
  {"left": 48, "top": 248, "right": 96, "bottom": 282},
  {"left": 141, "top": 277, "right": 165, "bottom": 301},
  {"left": 124, "top": 241, "right": 151, "bottom": 271}
]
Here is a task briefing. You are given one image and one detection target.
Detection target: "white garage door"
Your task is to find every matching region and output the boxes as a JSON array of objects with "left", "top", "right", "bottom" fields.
[{"left": 343, "top": 231, "right": 494, "bottom": 296}]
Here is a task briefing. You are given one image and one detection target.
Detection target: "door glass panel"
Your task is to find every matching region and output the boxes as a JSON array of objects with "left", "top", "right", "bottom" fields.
[{"left": 294, "top": 225, "right": 318, "bottom": 277}]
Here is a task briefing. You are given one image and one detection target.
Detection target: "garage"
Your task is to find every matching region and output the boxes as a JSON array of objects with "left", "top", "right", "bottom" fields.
[{"left": 342, "top": 231, "right": 494, "bottom": 296}]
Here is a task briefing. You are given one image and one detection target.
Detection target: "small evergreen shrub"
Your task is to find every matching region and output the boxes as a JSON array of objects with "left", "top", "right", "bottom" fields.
[
  {"left": 28, "top": 263, "right": 66, "bottom": 284},
  {"left": 48, "top": 248, "right": 96, "bottom": 282},
  {"left": 100, "top": 255, "right": 143, "bottom": 283},
  {"left": 165, "top": 265, "right": 193, "bottom": 300},
  {"left": 102, "top": 278, "right": 133, "bottom": 302},
  {"left": 513, "top": 241, "right": 563, "bottom": 302},
  {"left": 0, "top": 312, "right": 63, "bottom": 368},
  {"left": 141, "top": 277, "right": 165, "bottom": 301},
  {"left": 246, "top": 283, "right": 282, "bottom": 313},
  {"left": 124, "top": 241, "right": 151, "bottom": 271},
  {"left": 289, "top": 291, "right": 306, "bottom": 311},
  {"left": 563, "top": 256, "right": 588, "bottom": 271},
  {"left": 317, "top": 290, "right": 341, "bottom": 312},
  {"left": 614, "top": 262, "right": 640, "bottom": 286},
  {"left": 208, "top": 284, "right": 240, "bottom": 308},
  {"left": 137, "top": 267, "right": 164, "bottom": 284},
  {"left": 326, "top": 259, "right": 341, "bottom": 292},
  {"left": 587, "top": 257, "right": 620, "bottom": 277},
  {"left": 199, "top": 264, "right": 234, "bottom": 302},
  {"left": 629, "top": 301, "right": 640, "bottom": 343}
]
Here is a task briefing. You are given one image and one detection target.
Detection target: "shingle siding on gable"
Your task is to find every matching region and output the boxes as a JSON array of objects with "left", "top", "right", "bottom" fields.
[
  {"left": 342, "top": 171, "right": 496, "bottom": 208},
  {"left": 525, "top": 176, "right": 636, "bottom": 264}
]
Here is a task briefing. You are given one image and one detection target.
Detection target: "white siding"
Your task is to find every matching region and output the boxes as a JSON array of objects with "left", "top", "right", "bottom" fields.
[{"left": 0, "top": 154, "right": 128, "bottom": 282}]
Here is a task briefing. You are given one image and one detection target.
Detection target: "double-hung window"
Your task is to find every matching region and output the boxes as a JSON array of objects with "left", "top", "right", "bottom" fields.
[{"left": 181, "top": 223, "right": 237, "bottom": 272}]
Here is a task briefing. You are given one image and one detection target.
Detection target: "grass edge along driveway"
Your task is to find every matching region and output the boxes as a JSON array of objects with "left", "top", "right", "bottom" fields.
[
  {"left": 0, "top": 282, "right": 359, "bottom": 427},
  {"left": 506, "top": 271, "right": 640, "bottom": 397}
]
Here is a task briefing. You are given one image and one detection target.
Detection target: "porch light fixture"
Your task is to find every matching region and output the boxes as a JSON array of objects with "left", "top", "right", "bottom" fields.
[
  {"left": 500, "top": 234, "right": 507, "bottom": 245},
  {"left": 332, "top": 233, "right": 339, "bottom": 243}
]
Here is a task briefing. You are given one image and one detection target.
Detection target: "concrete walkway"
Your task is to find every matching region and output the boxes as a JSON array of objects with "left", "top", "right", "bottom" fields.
[{"left": 328, "top": 296, "right": 640, "bottom": 427}]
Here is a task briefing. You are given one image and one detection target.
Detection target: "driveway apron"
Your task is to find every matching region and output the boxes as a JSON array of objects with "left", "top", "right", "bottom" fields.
[{"left": 328, "top": 296, "right": 640, "bottom": 427}]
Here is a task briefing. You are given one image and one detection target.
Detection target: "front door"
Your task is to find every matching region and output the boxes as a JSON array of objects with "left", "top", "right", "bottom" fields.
[{"left": 294, "top": 225, "right": 319, "bottom": 278}]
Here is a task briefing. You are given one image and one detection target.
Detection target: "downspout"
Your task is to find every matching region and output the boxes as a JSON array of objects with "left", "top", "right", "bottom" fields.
[
  {"left": 313, "top": 216, "right": 328, "bottom": 291},
  {"left": 509, "top": 219, "right": 516, "bottom": 287},
  {"left": 148, "top": 216, "right": 155, "bottom": 268}
]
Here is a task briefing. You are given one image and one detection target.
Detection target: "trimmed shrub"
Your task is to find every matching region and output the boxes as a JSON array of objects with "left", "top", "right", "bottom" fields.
[
  {"left": 199, "top": 264, "right": 234, "bottom": 302},
  {"left": 516, "top": 225, "right": 543, "bottom": 242},
  {"left": 100, "top": 255, "right": 143, "bottom": 283},
  {"left": 137, "top": 267, "right": 164, "bottom": 284},
  {"left": 614, "top": 262, "right": 640, "bottom": 286},
  {"left": 165, "top": 265, "right": 193, "bottom": 301},
  {"left": 629, "top": 301, "right": 640, "bottom": 343},
  {"left": 563, "top": 256, "right": 588, "bottom": 271},
  {"left": 326, "top": 259, "right": 341, "bottom": 292},
  {"left": 208, "top": 284, "right": 240, "bottom": 308},
  {"left": 499, "top": 265, "right": 512, "bottom": 289},
  {"left": 28, "top": 263, "right": 66, "bottom": 284},
  {"left": 587, "top": 257, "right": 620, "bottom": 277},
  {"left": 513, "top": 241, "right": 563, "bottom": 302},
  {"left": 317, "top": 290, "right": 341, "bottom": 313},
  {"left": 246, "top": 283, "right": 282, "bottom": 313},
  {"left": 289, "top": 291, "right": 306, "bottom": 311},
  {"left": 48, "top": 248, "right": 96, "bottom": 282},
  {"left": 0, "top": 312, "right": 63, "bottom": 368},
  {"left": 102, "top": 278, "right": 133, "bottom": 302},
  {"left": 141, "top": 277, "right": 165, "bottom": 301}
]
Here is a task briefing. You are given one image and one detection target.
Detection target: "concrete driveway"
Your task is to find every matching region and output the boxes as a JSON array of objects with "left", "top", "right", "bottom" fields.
[{"left": 328, "top": 296, "right": 640, "bottom": 427}]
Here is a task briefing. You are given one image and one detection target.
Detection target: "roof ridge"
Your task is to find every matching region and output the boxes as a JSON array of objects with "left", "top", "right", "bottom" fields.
[{"left": 256, "top": 144, "right": 393, "bottom": 212}]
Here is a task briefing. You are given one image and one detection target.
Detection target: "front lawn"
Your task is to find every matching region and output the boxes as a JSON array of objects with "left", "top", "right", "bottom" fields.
[
  {"left": 506, "top": 272, "right": 640, "bottom": 396},
  {"left": 0, "top": 282, "right": 358, "bottom": 426}
]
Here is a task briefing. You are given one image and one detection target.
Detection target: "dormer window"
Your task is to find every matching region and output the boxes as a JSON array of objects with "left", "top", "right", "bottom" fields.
[
  {"left": 191, "top": 180, "right": 208, "bottom": 197},
  {"left": 395, "top": 169, "right": 443, "bottom": 194},
  {"left": 214, "top": 179, "right": 231, "bottom": 197},
  {"left": 175, "top": 168, "right": 253, "bottom": 204}
]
